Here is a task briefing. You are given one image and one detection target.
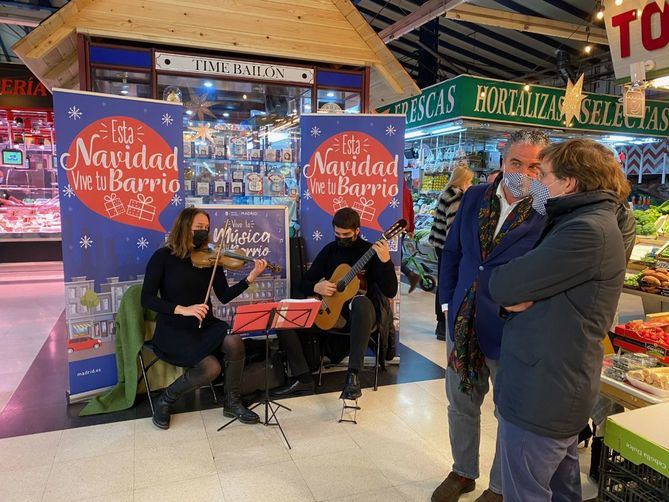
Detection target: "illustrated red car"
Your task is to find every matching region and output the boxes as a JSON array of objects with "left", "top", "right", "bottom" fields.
[{"left": 67, "top": 336, "right": 102, "bottom": 353}]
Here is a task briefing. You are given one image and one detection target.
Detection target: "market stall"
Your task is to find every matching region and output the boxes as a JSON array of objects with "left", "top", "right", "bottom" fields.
[
  {"left": 379, "top": 74, "right": 669, "bottom": 280},
  {"left": 0, "top": 63, "right": 60, "bottom": 262}
]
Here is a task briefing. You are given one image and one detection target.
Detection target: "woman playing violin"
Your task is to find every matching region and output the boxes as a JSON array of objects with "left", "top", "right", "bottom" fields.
[{"left": 141, "top": 207, "right": 267, "bottom": 429}]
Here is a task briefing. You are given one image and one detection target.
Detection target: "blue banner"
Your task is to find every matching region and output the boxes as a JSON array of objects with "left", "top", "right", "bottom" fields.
[
  {"left": 200, "top": 205, "right": 290, "bottom": 324},
  {"left": 54, "top": 90, "right": 184, "bottom": 399},
  {"left": 299, "top": 114, "right": 405, "bottom": 336}
]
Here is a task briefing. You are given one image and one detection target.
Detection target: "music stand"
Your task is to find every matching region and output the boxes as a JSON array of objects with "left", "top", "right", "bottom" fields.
[{"left": 217, "top": 300, "right": 320, "bottom": 450}]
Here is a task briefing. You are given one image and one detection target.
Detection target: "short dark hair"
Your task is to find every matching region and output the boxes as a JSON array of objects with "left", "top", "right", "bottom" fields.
[
  {"left": 503, "top": 128, "right": 550, "bottom": 157},
  {"left": 332, "top": 207, "right": 360, "bottom": 230}
]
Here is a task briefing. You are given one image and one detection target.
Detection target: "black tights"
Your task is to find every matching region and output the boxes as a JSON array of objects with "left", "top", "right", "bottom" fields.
[{"left": 169, "top": 334, "right": 244, "bottom": 393}]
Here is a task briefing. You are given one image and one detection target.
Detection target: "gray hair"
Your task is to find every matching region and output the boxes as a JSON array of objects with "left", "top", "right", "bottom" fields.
[{"left": 503, "top": 128, "right": 550, "bottom": 157}]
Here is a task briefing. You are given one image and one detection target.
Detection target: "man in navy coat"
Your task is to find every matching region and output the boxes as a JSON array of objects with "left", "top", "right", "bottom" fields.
[{"left": 432, "top": 129, "right": 549, "bottom": 502}]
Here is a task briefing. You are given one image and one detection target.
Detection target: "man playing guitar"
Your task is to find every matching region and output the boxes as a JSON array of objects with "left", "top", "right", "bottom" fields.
[{"left": 274, "top": 208, "right": 398, "bottom": 400}]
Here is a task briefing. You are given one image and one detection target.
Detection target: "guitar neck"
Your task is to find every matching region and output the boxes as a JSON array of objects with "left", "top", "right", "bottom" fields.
[{"left": 340, "top": 237, "right": 386, "bottom": 287}]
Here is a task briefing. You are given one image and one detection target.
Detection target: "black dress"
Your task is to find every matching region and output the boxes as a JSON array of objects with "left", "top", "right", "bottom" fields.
[{"left": 141, "top": 246, "right": 249, "bottom": 367}]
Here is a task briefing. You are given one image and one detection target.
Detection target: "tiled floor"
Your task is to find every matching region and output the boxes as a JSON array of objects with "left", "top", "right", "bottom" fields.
[
  {"left": 0, "top": 275, "right": 600, "bottom": 501},
  {"left": 0, "top": 262, "right": 64, "bottom": 414}
]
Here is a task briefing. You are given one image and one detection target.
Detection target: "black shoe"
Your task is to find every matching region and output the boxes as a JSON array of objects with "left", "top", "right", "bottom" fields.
[
  {"left": 152, "top": 389, "right": 177, "bottom": 430},
  {"left": 270, "top": 378, "right": 314, "bottom": 398},
  {"left": 340, "top": 371, "right": 362, "bottom": 400},
  {"left": 223, "top": 398, "right": 260, "bottom": 424}
]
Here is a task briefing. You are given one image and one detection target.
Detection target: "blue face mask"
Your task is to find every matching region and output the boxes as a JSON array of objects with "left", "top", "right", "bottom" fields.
[{"left": 503, "top": 172, "right": 533, "bottom": 199}]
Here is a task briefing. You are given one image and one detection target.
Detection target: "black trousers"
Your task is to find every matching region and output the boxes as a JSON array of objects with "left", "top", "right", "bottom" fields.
[
  {"left": 435, "top": 249, "right": 446, "bottom": 334},
  {"left": 277, "top": 295, "right": 377, "bottom": 375}
]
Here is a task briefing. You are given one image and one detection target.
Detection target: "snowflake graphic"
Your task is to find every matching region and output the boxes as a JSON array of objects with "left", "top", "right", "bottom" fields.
[
  {"left": 310, "top": 126, "right": 321, "bottom": 137},
  {"left": 303, "top": 190, "right": 312, "bottom": 200},
  {"left": 62, "top": 184, "right": 75, "bottom": 198},
  {"left": 68, "top": 106, "right": 82, "bottom": 120},
  {"left": 390, "top": 197, "right": 400, "bottom": 208},
  {"left": 386, "top": 125, "right": 397, "bottom": 136},
  {"left": 79, "top": 235, "right": 93, "bottom": 249},
  {"left": 137, "top": 237, "right": 149, "bottom": 250},
  {"left": 312, "top": 230, "right": 323, "bottom": 241},
  {"left": 171, "top": 193, "right": 182, "bottom": 206},
  {"left": 161, "top": 113, "right": 174, "bottom": 126}
]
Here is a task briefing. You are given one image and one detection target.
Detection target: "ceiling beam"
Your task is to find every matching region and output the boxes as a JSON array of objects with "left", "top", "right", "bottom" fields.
[
  {"left": 445, "top": 4, "right": 608, "bottom": 45},
  {"left": 379, "top": 0, "right": 466, "bottom": 43}
]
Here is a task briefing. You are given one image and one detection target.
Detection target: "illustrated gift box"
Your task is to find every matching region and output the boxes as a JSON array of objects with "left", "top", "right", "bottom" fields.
[
  {"left": 352, "top": 197, "right": 376, "bottom": 223},
  {"left": 127, "top": 194, "right": 156, "bottom": 222},
  {"left": 104, "top": 193, "right": 125, "bottom": 218},
  {"left": 332, "top": 196, "right": 346, "bottom": 212}
]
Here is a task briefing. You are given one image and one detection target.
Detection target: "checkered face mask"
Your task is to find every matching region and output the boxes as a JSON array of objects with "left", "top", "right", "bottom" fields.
[
  {"left": 529, "top": 179, "right": 562, "bottom": 215},
  {"left": 503, "top": 172, "right": 533, "bottom": 199}
]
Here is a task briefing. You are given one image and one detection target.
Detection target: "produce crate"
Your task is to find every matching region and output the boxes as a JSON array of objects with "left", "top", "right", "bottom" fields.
[
  {"left": 600, "top": 404, "right": 669, "bottom": 501},
  {"left": 612, "top": 326, "right": 669, "bottom": 364},
  {"left": 598, "top": 446, "right": 669, "bottom": 501}
]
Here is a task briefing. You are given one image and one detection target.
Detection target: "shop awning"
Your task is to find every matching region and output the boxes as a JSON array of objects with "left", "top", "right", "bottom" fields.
[{"left": 11, "top": 0, "right": 419, "bottom": 109}]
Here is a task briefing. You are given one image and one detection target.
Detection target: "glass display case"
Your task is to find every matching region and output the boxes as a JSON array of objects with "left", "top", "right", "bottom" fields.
[
  {"left": 0, "top": 109, "right": 60, "bottom": 240},
  {"left": 156, "top": 76, "right": 311, "bottom": 230}
]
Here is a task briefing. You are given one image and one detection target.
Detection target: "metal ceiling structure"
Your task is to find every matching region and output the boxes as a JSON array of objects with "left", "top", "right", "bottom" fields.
[
  {"left": 355, "top": 0, "right": 617, "bottom": 92},
  {"left": 0, "top": 0, "right": 66, "bottom": 63},
  {"left": 1, "top": 0, "right": 667, "bottom": 101}
]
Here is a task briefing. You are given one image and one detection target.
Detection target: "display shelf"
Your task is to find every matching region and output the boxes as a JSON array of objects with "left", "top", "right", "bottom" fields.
[{"left": 184, "top": 157, "right": 296, "bottom": 166}]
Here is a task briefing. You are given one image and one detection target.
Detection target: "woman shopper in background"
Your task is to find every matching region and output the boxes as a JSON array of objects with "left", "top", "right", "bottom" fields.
[
  {"left": 488, "top": 139, "right": 630, "bottom": 501},
  {"left": 428, "top": 165, "right": 474, "bottom": 340}
]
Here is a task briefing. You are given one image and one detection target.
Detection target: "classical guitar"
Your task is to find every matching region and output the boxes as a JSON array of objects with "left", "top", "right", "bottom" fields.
[{"left": 314, "top": 219, "right": 407, "bottom": 330}]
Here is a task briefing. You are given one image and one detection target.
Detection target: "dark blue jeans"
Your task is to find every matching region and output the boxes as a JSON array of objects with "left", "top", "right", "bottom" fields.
[{"left": 499, "top": 416, "right": 581, "bottom": 502}]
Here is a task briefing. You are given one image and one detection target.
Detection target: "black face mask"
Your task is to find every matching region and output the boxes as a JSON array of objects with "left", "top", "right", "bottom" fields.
[
  {"left": 192, "top": 229, "right": 209, "bottom": 248},
  {"left": 336, "top": 236, "right": 355, "bottom": 248}
]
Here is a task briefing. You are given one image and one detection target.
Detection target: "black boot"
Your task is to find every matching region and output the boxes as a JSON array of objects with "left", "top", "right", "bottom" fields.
[
  {"left": 589, "top": 436, "right": 603, "bottom": 483},
  {"left": 340, "top": 370, "right": 362, "bottom": 400},
  {"left": 223, "top": 359, "right": 260, "bottom": 424},
  {"left": 152, "top": 372, "right": 195, "bottom": 430},
  {"left": 152, "top": 388, "right": 177, "bottom": 430}
]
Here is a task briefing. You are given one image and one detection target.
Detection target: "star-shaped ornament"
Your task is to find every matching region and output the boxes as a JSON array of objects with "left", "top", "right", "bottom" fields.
[
  {"left": 561, "top": 74, "right": 585, "bottom": 128},
  {"left": 189, "top": 125, "right": 217, "bottom": 143},
  {"left": 185, "top": 92, "right": 218, "bottom": 121}
]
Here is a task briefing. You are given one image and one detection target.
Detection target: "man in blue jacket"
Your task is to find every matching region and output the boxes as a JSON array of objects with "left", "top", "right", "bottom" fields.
[{"left": 432, "top": 129, "right": 549, "bottom": 502}]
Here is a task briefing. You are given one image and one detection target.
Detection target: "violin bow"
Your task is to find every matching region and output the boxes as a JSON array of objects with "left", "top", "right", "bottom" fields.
[{"left": 199, "top": 219, "right": 230, "bottom": 329}]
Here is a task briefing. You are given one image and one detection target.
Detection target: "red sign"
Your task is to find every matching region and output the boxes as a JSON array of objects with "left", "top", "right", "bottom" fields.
[
  {"left": 605, "top": 0, "right": 669, "bottom": 82},
  {"left": 0, "top": 63, "right": 52, "bottom": 109},
  {"left": 59, "top": 116, "right": 179, "bottom": 232},
  {"left": 303, "top": 131, "right": 399, "bottom": 231}
]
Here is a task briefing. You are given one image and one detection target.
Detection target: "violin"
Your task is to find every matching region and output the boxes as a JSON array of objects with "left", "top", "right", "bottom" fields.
[{"left": 191, "top": 247, "right": 281, "bottom": 273}]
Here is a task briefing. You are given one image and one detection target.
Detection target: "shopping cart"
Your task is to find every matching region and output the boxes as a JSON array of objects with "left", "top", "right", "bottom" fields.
[{"left": 402, "top": 229, "right": 438, "bottom": 292}]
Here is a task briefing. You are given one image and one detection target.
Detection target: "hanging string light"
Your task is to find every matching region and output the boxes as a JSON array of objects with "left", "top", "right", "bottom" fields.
[
  {"left": 595, "top": 1, "right": 604, "bottom": 20},
  {"left": 584, "top": 27, "right": 592, "bottom": 55}
]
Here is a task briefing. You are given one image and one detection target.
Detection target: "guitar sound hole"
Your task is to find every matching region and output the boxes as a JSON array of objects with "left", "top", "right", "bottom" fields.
[{"left": 336, "top": 281, "right": 346, "bottom": 293}]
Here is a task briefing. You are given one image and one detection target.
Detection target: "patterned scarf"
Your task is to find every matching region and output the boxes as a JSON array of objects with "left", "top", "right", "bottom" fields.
[{"left": 448, "top": 177, "right": 533, "bottom": 394}]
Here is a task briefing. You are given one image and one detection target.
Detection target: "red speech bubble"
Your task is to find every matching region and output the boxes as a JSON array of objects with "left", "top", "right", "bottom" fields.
[
  {"left": 303, "top": 131, "right": 399, "bottom": 231},
  {"left": 60, "top": 116, "right": 179, "bottom": 232}
]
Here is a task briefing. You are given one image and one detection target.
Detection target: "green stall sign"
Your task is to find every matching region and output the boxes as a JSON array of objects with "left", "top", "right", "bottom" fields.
[{"left": 379, "top": 75, "right": 669, "bottom": 138}]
